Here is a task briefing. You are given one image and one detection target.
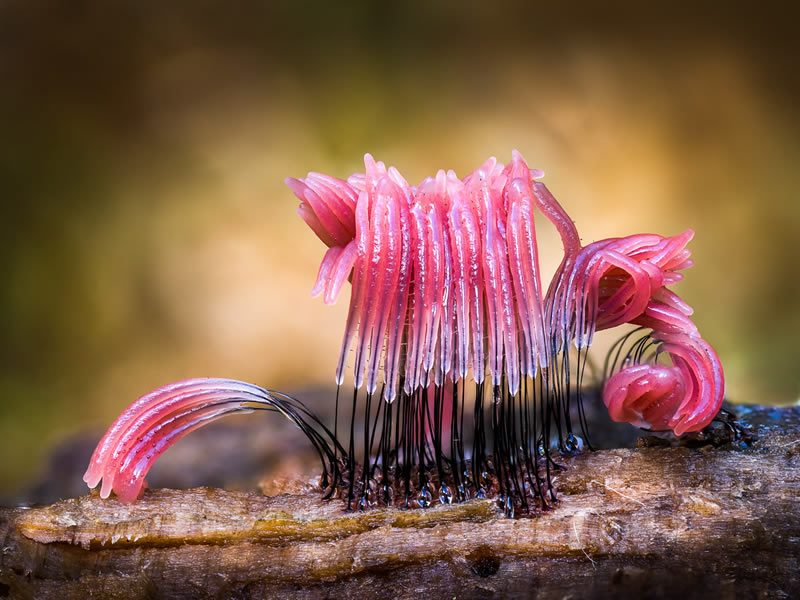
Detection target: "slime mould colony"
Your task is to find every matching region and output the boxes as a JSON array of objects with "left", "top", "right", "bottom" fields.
[{"left": 84, "top": 151, "right": 724, "bottom": 516}]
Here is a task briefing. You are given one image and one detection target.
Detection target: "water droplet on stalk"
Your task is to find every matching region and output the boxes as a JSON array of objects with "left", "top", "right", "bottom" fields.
[
  {"left": 561, "top": 433, "right": 584, "bottom": 456},
  {"left": 417, "top": 485, "right": 432, "bottom": 508},
  {"left": 438, "top": 484, "right": 453, "bottom": 504}
]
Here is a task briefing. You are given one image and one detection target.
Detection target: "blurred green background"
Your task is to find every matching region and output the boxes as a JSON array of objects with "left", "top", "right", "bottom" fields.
[{"left": 1, "top": 1, "right": 798, "bottom": 496}]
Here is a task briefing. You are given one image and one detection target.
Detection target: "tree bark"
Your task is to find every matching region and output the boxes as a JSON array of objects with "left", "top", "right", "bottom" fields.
[{"left": 1, "top": 405, "right": 798, "bottom": 599}]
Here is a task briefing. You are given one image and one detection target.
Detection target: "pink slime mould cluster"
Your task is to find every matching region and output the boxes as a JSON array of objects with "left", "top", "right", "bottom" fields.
[
  {"left": 288, "top": 151, "right": 723, "bottom": 434},
  {"left": 83, "top": 380, "right": 342, "bottom": 504},
  {"left": 85, "top": 150, "right": 724, "bottom": 510}
]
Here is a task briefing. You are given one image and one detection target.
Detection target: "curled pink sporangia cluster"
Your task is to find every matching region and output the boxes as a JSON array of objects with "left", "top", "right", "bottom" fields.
[
  {"left": 83, "top": 379, "right": 340, "bottom": 504},
  {"left": 83, "top": 379, "right": 275, "bottom": 504},
  {"left": 85, "top": 150, "right": 724, "bottom": 506},
  {"left": 289, "top": 150, "right": 724, "bottom": 434}
]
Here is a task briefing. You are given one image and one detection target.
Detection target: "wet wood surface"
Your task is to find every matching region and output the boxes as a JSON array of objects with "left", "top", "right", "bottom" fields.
[{"left": 1, "top": 405, "right": 799, "bottom": 599}]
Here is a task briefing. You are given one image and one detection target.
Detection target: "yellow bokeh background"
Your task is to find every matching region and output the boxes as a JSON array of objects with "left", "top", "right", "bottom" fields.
[{"left": 1, "top": 2, "right": 798, "bottom": 494}]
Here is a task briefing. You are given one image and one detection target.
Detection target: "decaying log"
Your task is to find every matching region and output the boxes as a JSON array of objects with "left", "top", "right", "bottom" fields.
[{"left": 1, "top": 406, "right": 799, "bottom": 599}]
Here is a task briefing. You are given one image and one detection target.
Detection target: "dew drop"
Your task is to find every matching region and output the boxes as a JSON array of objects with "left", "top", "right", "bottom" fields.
[
  {"left": 417, "top": 488, "right": 431, "bottom": 508},
  {"left": 504, "top": 496, "right": 514, "bottom": 518},
  {"left": 438, "top": 484, "right": 453, "bottom": 505},
  {"left": 417, "top": 485, "right": 432, "bottom": 508},
  {"left": 457, "top": 483, "right": 470, "bottom": 502},
  {"left": 381, "top": 483, "right": 394, "bottom": 506},
  {"left": 561, "top": 433, "right": 584, "bottom": 456},
  {"left": 536, "top": 438, "right": 545, "bottom": 455}
]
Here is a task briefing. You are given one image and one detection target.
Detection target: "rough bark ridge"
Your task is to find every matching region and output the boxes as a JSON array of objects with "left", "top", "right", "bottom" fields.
[{"left": 1, "top": 406, "right": 798, "bottom": 599}]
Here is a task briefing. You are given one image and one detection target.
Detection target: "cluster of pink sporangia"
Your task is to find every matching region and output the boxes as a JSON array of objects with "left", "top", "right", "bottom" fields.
[
  {"left": 288, "top": 150, "right": 724, "bottom": 435},
  {"left": 83, "top": 379, "right": 286, "bottom": 504},
  {"left": 84, "top": 150, "right": 725, "bottom": 505}
]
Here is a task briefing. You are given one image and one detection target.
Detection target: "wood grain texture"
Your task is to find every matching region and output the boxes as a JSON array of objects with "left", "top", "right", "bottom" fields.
[{"left": 1, "top": 405, "right": 798, "bottom": 599}]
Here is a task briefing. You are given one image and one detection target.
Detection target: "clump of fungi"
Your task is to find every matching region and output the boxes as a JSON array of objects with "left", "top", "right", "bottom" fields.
[{"left": 85, "top": 151, "right": 724, "bottom": 516}]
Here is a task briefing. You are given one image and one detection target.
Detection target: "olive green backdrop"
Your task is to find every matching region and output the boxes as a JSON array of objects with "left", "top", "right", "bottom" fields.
[{"left": 1, "top": 1, "right": 798, "bottom": 494}]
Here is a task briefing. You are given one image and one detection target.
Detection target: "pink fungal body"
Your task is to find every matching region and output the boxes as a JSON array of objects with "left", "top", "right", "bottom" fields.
[
  {"left": 84, "top": 379, "right": 341, "bottom": 504},
  {"left": 85, "top": 149, "right": 725, "bottom": 510},
  {"left": 288, "top": 150, "right": 724, "bottom": 433}
]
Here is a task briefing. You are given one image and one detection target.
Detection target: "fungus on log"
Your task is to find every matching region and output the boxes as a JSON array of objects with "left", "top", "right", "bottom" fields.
[{"left": 1, "top": 405, "right": 798, "bottom": 599}]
